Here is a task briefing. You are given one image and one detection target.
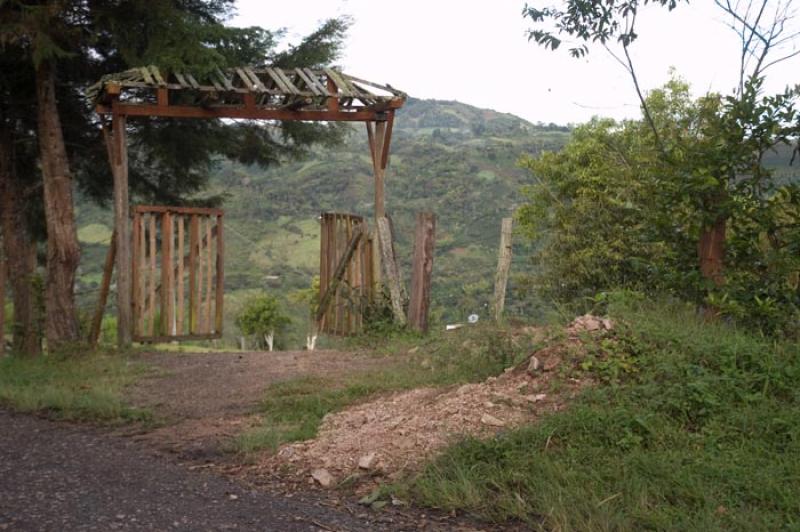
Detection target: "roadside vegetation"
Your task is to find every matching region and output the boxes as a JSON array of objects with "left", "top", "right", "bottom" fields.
[
  {"left": 234, "top": 323, "right": 534, "bottom": 453},
  {"left": 394, "top": 296, "right": 800, "bottom": 529},
  {"left": 0, "top": 351, "right": 152, "bottom": 424}
]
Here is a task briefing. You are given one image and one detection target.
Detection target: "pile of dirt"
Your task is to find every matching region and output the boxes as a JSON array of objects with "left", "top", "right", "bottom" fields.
[{"left": 257, "top": 316, "right": 611, "bottom": 488}]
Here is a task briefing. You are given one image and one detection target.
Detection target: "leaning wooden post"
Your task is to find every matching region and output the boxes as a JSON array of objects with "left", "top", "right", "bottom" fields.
[
  {"left": 105, "top": 98, "right": 132, "bottom": 348},
  {"left": 408, "top": 212, "right": 436, "bottom": 333},
  {"left": 88, "top": 230, "right": 117, "bottom": 347},
  {"left": 493, "top": 217, "right": 513, "bottom": 321},
  {"left": 376, "top": 217, "right": 406, "bottom": 326}
]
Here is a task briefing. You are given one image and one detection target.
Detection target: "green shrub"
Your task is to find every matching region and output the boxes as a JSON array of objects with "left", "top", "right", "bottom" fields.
[{"left": 400, "top": 298, "right": 800, "bottom": 529}]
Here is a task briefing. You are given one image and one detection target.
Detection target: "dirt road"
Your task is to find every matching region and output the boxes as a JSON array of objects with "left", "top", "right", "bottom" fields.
[{"left": 0, "top": 410, "right": 411, "bottom": 531}]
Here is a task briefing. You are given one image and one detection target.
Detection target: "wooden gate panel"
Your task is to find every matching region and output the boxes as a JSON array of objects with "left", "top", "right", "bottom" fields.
[
  {"left": 318, "top": 212, "right": 374, "bottom": 335},
  {"left": 132, "top": 206, "right": 224, "bottom": 342}
]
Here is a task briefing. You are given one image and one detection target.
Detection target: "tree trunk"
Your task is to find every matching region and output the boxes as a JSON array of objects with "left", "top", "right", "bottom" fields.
[
  {"left": 0, "top": 130, "right": 42, "bottom": 357},
  {"left": 35, "top": 60, "right": 80, "bottom": 350},
  {"left": 698, "top": 216, "right": 727, "bottom": 287},
  {"left": 264, "top": 332, "right": 274, "bottom": 352}
]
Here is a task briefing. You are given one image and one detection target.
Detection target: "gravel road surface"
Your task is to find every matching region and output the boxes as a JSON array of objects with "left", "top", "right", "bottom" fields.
[{"left": 0, "top": 410, "right": 408, "bottom": 531}]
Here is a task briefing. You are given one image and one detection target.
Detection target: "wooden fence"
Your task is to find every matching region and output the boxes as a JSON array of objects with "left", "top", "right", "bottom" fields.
[
  {"left": 132, "top": 206, "right": 224, "bottom": 342},
  {"left": 318, "top": 213, "right": 376, "bottom": 335}
]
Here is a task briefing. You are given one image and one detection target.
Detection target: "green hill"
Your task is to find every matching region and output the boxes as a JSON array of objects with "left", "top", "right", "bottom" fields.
[{"left": 75, "top": 98, "right": 572, "bottom": 346}]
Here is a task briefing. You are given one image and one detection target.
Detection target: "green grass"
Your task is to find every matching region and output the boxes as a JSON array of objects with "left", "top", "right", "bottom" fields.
[
  {"left": 0, "top": 351, "right": 152, "bottom": 424},
  {"left": 394, "top": 297, "right": 800, "bottom": 530},
  {"left": 234, "top": 324, "right": 534, "bottom": 453}
]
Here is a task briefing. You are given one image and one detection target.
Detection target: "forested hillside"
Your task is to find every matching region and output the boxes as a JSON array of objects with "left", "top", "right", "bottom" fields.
[{"left": 75, "top": 98, "right": 572, "bottom": 346}]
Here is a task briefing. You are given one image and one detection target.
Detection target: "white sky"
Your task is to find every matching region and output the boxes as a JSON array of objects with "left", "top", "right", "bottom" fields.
[{"left": 231, "top": 1, "right": 800, "bottom": 125}]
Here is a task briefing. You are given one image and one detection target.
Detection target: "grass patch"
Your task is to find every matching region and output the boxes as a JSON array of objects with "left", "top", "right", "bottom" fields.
[
  {"left": 396, "top": 297, "right": 800, "bottom": 530},
  {"left": 234, "top": 324, "right": 533, "bottom": 453},
  {"left": 0, "top": 351, "right": 152, "bottom": 424}
]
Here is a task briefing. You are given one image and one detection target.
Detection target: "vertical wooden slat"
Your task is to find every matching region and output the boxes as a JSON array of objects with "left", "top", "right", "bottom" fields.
[
  {"left": 161, "top": 212, "right": 173, "bottom": 335},
  {"left": 189, "top": 215, "right": 199, "bottom": 334},
  {"left": 335, "top": 215, "right": 344, "bottom": 334},
  {"left": 215, "top": 214, "right": 224, "bottom": 334},
  {"left": 352, "top": 221, "right": 362, "bottom": 333},
  {"left": 176, "top": 216, "right": 185, "bottom": 335},
  {"left": 205, "top": 216, "right": 213, "bottom": 333},
  {"left": 319, "top": 213, "right": 329, "bottom": 331},
  {"left": 148, "top": 213, "right": 157, "bottom": 335},
  {"left": 138, "top": 214, "right": 146, "bottom": 336}
]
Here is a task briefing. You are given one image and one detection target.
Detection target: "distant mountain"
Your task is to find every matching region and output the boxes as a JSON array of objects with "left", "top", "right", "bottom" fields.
[{"left": 75, "top": 98, "right": 572, "bottom": 345}]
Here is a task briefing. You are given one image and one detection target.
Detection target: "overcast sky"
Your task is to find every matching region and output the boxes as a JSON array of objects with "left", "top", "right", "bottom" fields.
[{"left": 231, "top": 1, "right": 800, "bottom": 125}]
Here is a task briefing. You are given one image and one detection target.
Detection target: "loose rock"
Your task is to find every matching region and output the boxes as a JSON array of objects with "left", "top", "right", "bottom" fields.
[
  {"left": 527, "top": 356, "right": 541, "bottom": 373},
  {"left": 311, "top": 468, "right": 334, "bottom": 487},
  {"left": 480, "top": 413, "right": 506, "bottom": 427},
  {"left": 358, "top": 452, "right": 377, "bottom": 470}
]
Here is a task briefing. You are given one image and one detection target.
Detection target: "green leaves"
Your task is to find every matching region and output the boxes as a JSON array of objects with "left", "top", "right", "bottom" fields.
[
  {"left": 517, "top": 73, "right": 800, "bottom": 335},
  {"left": 235, "top": 293, "right": 290, "bottom": 337}
]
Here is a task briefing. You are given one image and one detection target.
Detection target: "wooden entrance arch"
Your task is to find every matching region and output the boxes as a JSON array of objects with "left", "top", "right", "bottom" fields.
[{"left": 90, "top": 66, "right": 406, "bottom": 346}]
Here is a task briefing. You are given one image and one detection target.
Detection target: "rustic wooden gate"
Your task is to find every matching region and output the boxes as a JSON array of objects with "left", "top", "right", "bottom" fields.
[
  {"left": 132, "top": 206, "right": 224, "bottom": 342},
  {"left": 317, "top": 213, "right": 376, "bottom": 335}
]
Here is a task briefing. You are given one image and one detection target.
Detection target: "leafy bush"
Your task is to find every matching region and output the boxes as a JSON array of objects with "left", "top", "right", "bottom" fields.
[
  {"left": 517, "top": 77, "right": 800, "bottom": 336},
  {"left": 235, "top": 293, "right": 290, "bottom": 351}
]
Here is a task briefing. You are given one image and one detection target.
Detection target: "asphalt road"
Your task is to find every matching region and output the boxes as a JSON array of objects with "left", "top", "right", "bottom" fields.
[{"left": 0, "top": 410, "right": 406, "bottom": 531}]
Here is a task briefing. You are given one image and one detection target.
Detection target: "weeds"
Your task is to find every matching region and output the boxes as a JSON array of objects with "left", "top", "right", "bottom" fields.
[
  {"left": 234, "top": 323, "right": 532, "bottom": 453},
  {"left": 0, "top": 351, "right": 151, "bottom": 424},
  {"left": 396, "top": 298, "right": 800, "bottom": 530}
]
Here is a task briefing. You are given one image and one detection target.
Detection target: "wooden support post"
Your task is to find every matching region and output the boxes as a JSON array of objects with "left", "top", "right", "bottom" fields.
[
  {"left": 376, "top": 217, "right": 406, "bottom": 326},
  {"left": 493, "top": 217, "right": 513, "bottom": 321},
  {"left": 107, "top": 113, "right": 132, "bottom": 347},
  {"left": 408, "top": 212, "right": 436, "bottom": 333},
  {"left": 0, "top": 257, "right": 5, "bottom": 356},
  {"left": 88, "top": 230, "right": 117, "bottom": 347},
  {"left": 316, "top": 224, "right": 364, "bottom": 323}
]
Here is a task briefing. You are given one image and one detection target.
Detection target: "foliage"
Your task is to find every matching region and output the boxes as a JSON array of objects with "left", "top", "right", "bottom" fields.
[
  {"left": 518, "top": 76, "right": 800, "bottom": 335},
  {"left": 0, "top": 351, "right": 151, "bottom": 423},
  {"left": 399, "top": 297, "right": 800, "bottom": 529},
  {"left": 235, "top": 293, "right": 290, "bottom": 347},
  {"left": 234, "top": 323, "right": 530, "bottom": 453},
  {"left": 524, "top": 0, "right": 686, "bottom": 58}
]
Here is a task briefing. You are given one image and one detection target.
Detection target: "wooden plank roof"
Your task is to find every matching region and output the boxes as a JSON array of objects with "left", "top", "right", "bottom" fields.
[{"left": 89, "top": 66, "right": 406, "bottom": 122}]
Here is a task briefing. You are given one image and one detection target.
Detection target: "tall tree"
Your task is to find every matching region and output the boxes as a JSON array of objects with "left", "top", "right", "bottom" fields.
[{"left": 1, "top": 0, "right": 349, "bottom": 351}]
